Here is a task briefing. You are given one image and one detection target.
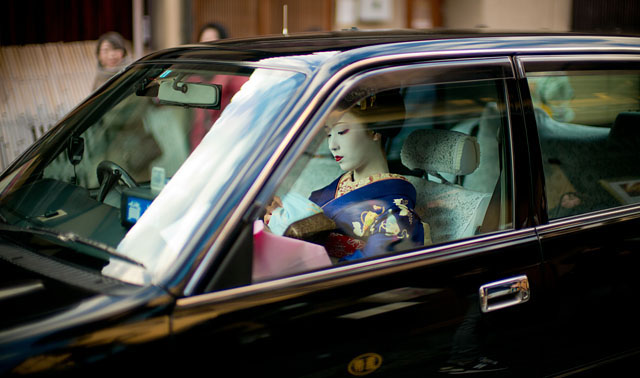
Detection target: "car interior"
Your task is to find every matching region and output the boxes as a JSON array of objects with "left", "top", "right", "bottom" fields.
[
  {"left": 253, "top": 79, "right": 512, "bottom": 281},
  {"left": 529, "top": 72, "right": 640, "bottom": 219}
]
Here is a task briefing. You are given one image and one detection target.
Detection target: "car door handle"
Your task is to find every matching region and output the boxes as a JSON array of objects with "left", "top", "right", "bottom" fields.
[{"left": 479, "top": 275, "right": 530, "bottom": 313}]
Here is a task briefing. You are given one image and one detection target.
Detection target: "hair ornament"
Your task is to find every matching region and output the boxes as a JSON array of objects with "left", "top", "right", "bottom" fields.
[{"left": 358, "top": 94, "right": 376, "bottom": 110}]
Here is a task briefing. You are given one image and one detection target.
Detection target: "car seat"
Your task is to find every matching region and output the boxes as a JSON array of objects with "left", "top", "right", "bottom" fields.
[{"left": 401, "top": 129, "right": 492, "bottom": 243}]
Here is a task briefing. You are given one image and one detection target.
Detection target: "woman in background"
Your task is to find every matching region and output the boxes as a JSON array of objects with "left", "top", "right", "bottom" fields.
[
  {"left": 190, "top": 22, "right": 248, "bottom": 149},
  {"left": 92, "top": 31, "right": 130, "bottom": 91},
  {"left": 198, "top": 22, "right": 229, "bottom": 42}
]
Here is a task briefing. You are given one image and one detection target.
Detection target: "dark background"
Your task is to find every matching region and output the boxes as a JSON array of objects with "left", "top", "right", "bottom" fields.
[
  {"left": 2, "top": 0, "right": 133, "bottom": 46},
  {"left": 572, "top": 0, "right": 640, "bottom": 34},
  {"left": 3, "top": 0, "right": 640, "bottom": 47}
]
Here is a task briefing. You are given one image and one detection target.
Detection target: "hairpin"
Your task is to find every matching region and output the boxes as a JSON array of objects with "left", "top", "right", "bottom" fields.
[{"left": 359, "top": 94, "right": 376, "bottom": 110}]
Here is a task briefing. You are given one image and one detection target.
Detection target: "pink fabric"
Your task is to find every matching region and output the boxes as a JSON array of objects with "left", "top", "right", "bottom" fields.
[
  {"left": 252, "top": 220, "right": 331, "bottom": 282},
  {"left": 190, "top": 75, "right": 249, "bottom": 150}
]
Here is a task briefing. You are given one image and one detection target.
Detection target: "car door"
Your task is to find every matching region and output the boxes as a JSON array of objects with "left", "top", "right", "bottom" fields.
[
  {"left": 169, "top": 56, "right": 548, "bottom": 377},
  {"left": 518, "top": 55, "right": 640, "bottom": 375}
]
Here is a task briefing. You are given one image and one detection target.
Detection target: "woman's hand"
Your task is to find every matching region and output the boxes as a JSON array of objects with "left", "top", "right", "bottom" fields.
[{"left": 263, "top": 196, "right": 283, "bottom": 225}]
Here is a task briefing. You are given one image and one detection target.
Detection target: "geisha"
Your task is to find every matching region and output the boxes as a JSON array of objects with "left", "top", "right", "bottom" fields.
[{"left": 266, "top": 88, "right": 430, "bottom": 262}]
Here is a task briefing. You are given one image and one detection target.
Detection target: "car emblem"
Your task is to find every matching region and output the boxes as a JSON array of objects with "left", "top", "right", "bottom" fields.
[{"left": 347, "top": 352, "right": 383, "bottom": 376}]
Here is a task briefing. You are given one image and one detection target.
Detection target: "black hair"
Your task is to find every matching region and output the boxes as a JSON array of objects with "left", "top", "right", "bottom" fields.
[
  {"left": 339, "top": 88, "right": 406, "bottom": 151},
  {"left": 96, "top": 31, "right": 127, "bottom": 58}
]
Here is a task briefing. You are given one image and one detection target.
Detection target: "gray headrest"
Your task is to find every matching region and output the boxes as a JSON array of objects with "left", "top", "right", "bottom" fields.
[{"left": 401, "top": 129, "right": 480, "bottom": 176}]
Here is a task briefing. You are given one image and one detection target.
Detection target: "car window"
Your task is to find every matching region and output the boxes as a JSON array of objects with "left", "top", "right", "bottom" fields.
[
  {"left": 42, "top": 71, "right": 249, "bottom": 190},
  {"left": 0, "top": 61, "right": 307, "bottom": 285},
  {"left": 250, "top": 63, "right": 514, "bottom": 282},
  {"left": 528, "top": 69, "right": 640, "bottom": 219}
]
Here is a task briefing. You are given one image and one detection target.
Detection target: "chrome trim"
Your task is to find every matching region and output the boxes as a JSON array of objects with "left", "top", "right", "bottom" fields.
[
  {"left": 514, "top": 58, "right": 526, "bottom": 79},
  {"left": 517, "top": 54, "right": 640, "bottom": 77},
  {"left": 179, "top": 227, "right": 537, "bottom": 308},
  {"left": 184, "top": 55, "right": 517, "bottom": 295},
  {"left": 479, "top": 275, "right": 530, "bottom": 313},
  {"left": 184, "top": 45, "right": 640, "bottom": 295},
  {"left": 261, "top": 56, "right": 515, "bottom": 211},
  {"left": 147, "top": 48, "right": 640, "bottom": 88},
  {"left": 518, "top": 54, "right": 640, "bottom": 64},
  {"left": 358, "top": 47, "right": 640, "bottom": 65},
  {"left": 131, "top": 59, "right": 314, "bottom": 75},
  {"left": 365, "top": 46, "right": 640, "bottom": 63},
  {"left": 536, "top": 204, "right": 640, "bottom": 237},
  {"left": 503, "top": 71, "right": 517, "bottom": 228},
  {"left": 0, "top": 280, "right": 44, "bottom": 301}
]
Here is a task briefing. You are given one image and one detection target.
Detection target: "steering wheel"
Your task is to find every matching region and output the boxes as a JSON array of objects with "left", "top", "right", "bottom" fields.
[{"left": 96, "top": 160, "right": 137, "bottom": 202}]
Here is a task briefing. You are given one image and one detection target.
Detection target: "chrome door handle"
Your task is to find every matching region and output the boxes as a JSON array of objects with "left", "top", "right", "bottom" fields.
[{"left": 479, "top": 275, "right": 530, "bottom": 313}]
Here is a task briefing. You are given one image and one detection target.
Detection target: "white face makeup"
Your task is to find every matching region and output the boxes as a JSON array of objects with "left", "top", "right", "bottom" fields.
[{"left": 326, "top": 111, "right": 383, "bottom": 176}]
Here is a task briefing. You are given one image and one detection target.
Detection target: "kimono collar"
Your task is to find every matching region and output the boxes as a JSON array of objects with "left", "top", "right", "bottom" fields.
[{"left": 335, "top": 171, "right": 408, "bottom": 199}]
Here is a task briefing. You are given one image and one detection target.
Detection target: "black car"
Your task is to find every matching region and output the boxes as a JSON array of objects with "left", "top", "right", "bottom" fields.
[{"left": 1, "top": 30, "right": 640, "bottom": 377}]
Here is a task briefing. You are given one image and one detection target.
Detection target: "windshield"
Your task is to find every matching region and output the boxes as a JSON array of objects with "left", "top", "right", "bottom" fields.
[{"left": 0, "top": 61, "right": 307, "bottom": 285}]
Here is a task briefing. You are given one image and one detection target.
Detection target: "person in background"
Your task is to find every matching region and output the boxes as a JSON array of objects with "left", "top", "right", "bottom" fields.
[
  {"left": 92, "top": 31, "right": 131, "bottom": 91},
  {"left": 198, "top": 22, "right": 229, "bottom": 42},
  {"left": 190, "top": 22, "right": 248, "bottom": 149}
]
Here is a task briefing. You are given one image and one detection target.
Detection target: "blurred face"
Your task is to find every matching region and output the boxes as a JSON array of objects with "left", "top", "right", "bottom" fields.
[
  {"left": 199, "top": 28, "right": 220, "bottom": 42},
  {"left": 326, "top": 111, "right": 381, "bottom": 173},
  {"left": 98, "top": 41, "right": 125, "bottom": 69}
]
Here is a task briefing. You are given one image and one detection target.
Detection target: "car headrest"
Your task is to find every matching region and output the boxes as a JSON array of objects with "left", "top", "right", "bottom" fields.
[
  {"left": 609, "top": 112, "right": 640, "bottom": 146},
  {"left": 401, "top": 129, "right": 480, "bottom": 176}
]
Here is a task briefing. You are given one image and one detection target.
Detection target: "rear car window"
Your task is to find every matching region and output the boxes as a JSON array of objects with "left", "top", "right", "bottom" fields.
[{"left": 528, "top": 70, "right": 640, "bottom": 218}]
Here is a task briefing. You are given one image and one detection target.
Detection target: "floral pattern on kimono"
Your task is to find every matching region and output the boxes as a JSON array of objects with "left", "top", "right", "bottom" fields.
[{"left": 309, "top": 172, "right": 427, "bottom": 261}]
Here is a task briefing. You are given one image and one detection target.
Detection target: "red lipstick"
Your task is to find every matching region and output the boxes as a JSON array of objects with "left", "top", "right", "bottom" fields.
[{"left": 335, "top": 156, "right": 343, "bottom": 162}]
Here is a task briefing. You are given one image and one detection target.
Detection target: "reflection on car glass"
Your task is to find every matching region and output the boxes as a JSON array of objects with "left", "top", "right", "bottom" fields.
[{"left": 0, "top": 222, "right": 145, "bottom": 268}]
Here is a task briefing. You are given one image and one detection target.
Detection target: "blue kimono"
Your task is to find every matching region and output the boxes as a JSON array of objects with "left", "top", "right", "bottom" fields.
[{"left": 309, "top": 173, "right": 426, "bottom": 261}]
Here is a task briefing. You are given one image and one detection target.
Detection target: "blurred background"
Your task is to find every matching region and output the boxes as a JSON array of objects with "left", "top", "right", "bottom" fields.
[{"left": 1, "top": 0, "right": 639, "bottom": 171}]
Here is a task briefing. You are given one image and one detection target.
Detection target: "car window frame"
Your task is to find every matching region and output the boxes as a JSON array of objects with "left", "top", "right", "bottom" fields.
[
  {"left": 183, "top": 56, "right": 527, "bottom": 297},
  {"left": 516, "top": 54, "right": 640, "bottom": 226}
]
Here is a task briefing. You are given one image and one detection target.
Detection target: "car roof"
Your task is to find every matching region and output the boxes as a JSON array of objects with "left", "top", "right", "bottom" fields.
[{"left": 139, "top": 29, "right": 640, "bottom": 69}]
